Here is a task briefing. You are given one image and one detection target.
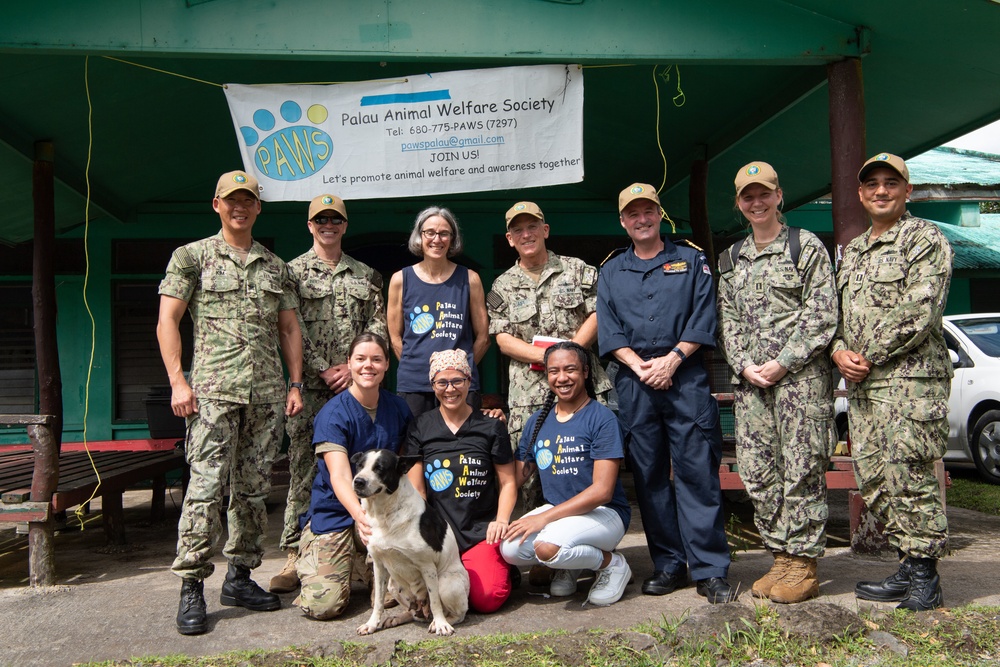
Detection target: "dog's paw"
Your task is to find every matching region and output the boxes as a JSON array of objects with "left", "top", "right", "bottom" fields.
[
  {"left": 428, "top": 619, "right": 456, "bottom": 636},
  {"left": 357, "top": 623, "right": 378, "bottom": 636}
]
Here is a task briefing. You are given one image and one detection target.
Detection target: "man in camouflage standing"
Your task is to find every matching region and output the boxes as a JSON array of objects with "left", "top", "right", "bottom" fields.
[
  {"left": 487, "top": 202, "right": 611, "bottom": 520},
  {"left": 269, "top": 193, "right": 386, "bottom": 593},
  {"left": 158, "top": 170, "right": 304, "bottom": 635},
  {"left": 832, "top": 153, "right": 953, "bottom": 611}
]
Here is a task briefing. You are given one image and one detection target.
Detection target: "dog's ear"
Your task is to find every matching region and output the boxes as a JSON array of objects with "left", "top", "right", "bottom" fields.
[
  {"left": 350, "top": 451, "right": 367, "bottom": 469},
  {"left": 397, "top": 454, "right": 423, "bottom": 474}
]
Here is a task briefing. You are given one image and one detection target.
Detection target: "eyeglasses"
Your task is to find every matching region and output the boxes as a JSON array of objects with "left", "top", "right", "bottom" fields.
[
  {"left": 432, "top": 377, "right": 468, "bottom": 390},
  {"left": 312, "top": 216, "right": 345, "bottom": 225},
  {"left": 421, "top": 229, "right": 453, "bottom": 240}
]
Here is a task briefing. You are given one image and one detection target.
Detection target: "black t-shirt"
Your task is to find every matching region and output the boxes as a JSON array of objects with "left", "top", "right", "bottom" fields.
[{"left": 405, "top": 410, "right": 513, "bottom": 553}]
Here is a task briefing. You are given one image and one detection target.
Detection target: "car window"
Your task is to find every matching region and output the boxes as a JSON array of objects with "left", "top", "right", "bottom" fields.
[{"left": 952, "top": 319, "right": 1000, "bottom": 358}]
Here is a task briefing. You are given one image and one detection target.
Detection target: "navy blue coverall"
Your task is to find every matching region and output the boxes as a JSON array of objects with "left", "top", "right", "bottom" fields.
[{"left": 597, "top": 237, "right": 730, "bottom": 581}]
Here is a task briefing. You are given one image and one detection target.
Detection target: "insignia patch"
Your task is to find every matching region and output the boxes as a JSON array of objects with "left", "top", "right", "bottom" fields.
[
  {"left": 663, "top": 261, "right": 688, "bottom": 274},
  {"left": 486, "top": 290, "right": 505, "bottom": 311},
  {"left": 702, "top": 263, "right": 712, "bottom": 275}
]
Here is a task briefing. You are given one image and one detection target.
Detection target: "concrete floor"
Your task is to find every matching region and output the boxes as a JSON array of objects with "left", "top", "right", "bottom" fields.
[{"left": 1, "top": 479, "right": 999, "bottom": 667}]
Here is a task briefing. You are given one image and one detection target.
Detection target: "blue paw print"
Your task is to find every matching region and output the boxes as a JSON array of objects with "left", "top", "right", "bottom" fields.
[
  {"left": 409, "top": 305, "right": 435, "bottom": 335},
  {"left": 240, "top": 101, "right": 333, "bottom": 181},
  {"left": 534, "top": 440, "right": 553, "bottom": 471},
  {"left": 425, "top": 459, "right": 454, "bottom": 492}
]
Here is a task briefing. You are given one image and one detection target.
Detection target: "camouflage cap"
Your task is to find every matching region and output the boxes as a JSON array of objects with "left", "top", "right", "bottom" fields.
[
  {"left": 215, "top": 170, "right": 261, "bottom": 199},
  {"left": 734, "top": 161, "right": 780, "bottom": 196},
  {"left": 858, "top": 152, "right": 910, "bottom": 183},
  {"left": 308, "top": 194, "right": 348, "bottom": 222},
  {"left": 505, "top": 201, "right": 544, "bottom": 228},
  {"left": 618, "top": 183, "right": 660, "bottom": 212}
]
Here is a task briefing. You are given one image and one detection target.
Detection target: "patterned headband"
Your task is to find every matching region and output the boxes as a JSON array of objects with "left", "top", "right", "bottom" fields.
[{"left": 428, "top": 349, "right": 471, "bottom": 381}]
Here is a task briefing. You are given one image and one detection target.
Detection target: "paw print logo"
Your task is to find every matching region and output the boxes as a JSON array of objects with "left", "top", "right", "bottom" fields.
[
  {"left": 425, "top": 459, "right": 454, "bottom": 493},
  {"left": 409, "top": 305, "right": 436, "bottom": 335},
  {"left": 534, "top": 439, "right": 553, "bottom": 471},
  {"left": 240, "top": 100, "right": 333, "bottom": 182}
]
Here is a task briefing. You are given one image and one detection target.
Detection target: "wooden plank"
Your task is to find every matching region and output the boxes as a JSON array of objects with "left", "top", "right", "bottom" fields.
[
  {"left": 0, "top": 501, "right": 50, "bottom": 523},
  {"left": 2, "top": 488, "right": 31, "bottom": 503}
]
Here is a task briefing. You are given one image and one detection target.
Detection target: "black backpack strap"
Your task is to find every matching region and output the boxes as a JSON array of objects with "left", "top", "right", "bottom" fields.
[
  {"left": 787, "top": 226, "right": 801, "bottom": 268},
  {"left": 718, "top": 236, "right": 746, "bottom": 274}
]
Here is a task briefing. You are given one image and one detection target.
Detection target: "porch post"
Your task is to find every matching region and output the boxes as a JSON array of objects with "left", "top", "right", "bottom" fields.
[
  {"left": 31, "top": 140, "right": 61, "bottom": 586},
  {"left": 827, "top": 58, "right": 869, "bottom": 267},
  {"left": 688, "top": 145, "right": 715, "bottom": 268}
]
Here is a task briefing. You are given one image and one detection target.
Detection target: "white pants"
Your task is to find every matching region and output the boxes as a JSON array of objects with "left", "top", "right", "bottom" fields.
[{"left": 500, "top": 505, "right": 625, "bottom": 572}]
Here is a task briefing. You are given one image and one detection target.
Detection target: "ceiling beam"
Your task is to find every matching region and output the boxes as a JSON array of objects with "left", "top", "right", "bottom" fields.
[
  {"left": 0, "top": 0, "right": 863, "bottom": 64},
  {"left": 0, "top": 118, "right": 126, "bottom": 225}
]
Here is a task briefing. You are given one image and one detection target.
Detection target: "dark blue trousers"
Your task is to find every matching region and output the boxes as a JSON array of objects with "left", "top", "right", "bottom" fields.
[{"left": 615, "top": 363, "right": 730, "bottom": 580}]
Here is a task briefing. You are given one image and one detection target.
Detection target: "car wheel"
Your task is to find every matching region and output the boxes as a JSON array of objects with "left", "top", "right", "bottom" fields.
[{"left": 970, "top": 410, "right": 1000, "bottom": 485}]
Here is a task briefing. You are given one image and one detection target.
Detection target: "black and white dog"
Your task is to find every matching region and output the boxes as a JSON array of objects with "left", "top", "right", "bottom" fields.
[{"left": 351, "top": 449, "right": 469, "bottom": 636}]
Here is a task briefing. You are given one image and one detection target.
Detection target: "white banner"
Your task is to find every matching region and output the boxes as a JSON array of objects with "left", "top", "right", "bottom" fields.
[{"left": 223, "top": 64, "right": 584, "bottom": 201}]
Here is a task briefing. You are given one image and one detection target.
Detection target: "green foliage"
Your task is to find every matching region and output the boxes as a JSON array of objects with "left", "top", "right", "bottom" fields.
[
  {"left": 77, "top": 605, "right": 1000, "bottom": 667},
  {"left": 945, "top": 474, "right": 1000, "bottom": 516}
]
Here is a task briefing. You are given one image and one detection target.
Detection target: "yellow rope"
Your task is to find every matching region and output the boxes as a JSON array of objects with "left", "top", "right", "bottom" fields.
[
  {"left": 99, "top": 55, "right": 406, "bottom": 87},
  {"left": 100, "top": 56, "right": 224, "bottom": 87},
  {"left": 74, "top": 55, "right": 102, "bottom": 530},
  {"left": 652, "top": 65, "right": 677, "bottom": 234}
]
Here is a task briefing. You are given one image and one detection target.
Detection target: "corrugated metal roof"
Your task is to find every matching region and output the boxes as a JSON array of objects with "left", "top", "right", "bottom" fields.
[
  {"left": 933, "top": 213, "right": 1000, "bottom": 270},
  {"left": 909, "top": 147, "right": 1000, "bottom": 187}
]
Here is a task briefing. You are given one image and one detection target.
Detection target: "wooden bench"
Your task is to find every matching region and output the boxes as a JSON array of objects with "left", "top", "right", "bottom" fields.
[{"left": 0, "top": 447, "right": 186, "bottom": 544}]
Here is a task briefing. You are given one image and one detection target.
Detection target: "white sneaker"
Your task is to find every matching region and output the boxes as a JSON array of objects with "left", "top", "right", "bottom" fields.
[
  {"left": 587, "top": 554, "right": 631, "bottom": 606},
  {"left": 549, "top": 568, "right": 581, "bottom": 596}
]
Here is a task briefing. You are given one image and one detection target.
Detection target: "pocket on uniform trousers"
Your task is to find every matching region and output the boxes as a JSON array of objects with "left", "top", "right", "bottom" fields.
[
  {"left": 804, "top": 401, "right": 837, "bottom": 457},
  {"left": 694, "top": 395, "right": 722, "bottom": 462},
  {"left": 887, "top": 397, "right": 948, "bottom": 464}
]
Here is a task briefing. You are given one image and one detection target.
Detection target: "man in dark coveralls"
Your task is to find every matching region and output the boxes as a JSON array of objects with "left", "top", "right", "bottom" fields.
[{"left": 596, "top": 183, "right": 736, "bottom": 604}]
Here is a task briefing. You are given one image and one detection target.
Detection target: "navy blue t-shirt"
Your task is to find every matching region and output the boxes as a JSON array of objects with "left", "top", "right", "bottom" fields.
[
  {"left": 396, "top": 265, "right": 480, "bottom": 392},
  {"left": 518, "top": 400, "right": 631, "bottom": 529},
  {"left": 303, "top": 388, "right": 413, "bottom": 535}
]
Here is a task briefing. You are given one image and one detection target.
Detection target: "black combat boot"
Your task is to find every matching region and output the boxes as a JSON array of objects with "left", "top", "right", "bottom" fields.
[
  {"left": 176, "top": 578, "right": 208, "bottom": 635},
  {"left": 220, "top": 562, "right": 281, "bottom": 611},
  {"left": 855, "top": 550, "right": 911, "bottom": 602},
  {"left": 896, "top": 558, "right": 944, "bottom": 611}
]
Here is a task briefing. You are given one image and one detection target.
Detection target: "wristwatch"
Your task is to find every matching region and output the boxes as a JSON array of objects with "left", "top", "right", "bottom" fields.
[{"left": 289, "top": 381, "right": 304, "bottom": 390}]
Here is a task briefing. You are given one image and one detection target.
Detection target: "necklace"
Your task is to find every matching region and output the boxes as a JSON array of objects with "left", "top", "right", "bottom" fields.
[{"left": 555, "top": 397, "right": 590, "bottom": 419}]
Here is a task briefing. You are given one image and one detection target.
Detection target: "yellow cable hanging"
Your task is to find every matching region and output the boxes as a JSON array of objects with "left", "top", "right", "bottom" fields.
[
  {"left": 652, "top": 65, "right": 677, "bottom": 234},
  {"left": 73, "top": 55, "right": 102, "bottom": 530}
]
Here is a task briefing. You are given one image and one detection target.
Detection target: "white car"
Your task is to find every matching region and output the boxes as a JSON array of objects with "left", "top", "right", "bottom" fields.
[{"left": 835, "top": 313, "right": 1000, "bottom": 485}]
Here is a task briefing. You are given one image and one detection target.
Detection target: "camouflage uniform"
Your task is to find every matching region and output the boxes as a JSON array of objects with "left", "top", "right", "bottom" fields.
[
  {"left": 487, "top": 250, "right": 611, "bottom": 443},
  {"left": 717, "top": 226, "right": 838, "bottom": 558},
  {"left": 832, "top": 212, "right": 953, "bottom": 559},
  {"left": 159, "top": 232, "right": 297, "bottom": 579},
  {"left": 281, "top": 250, "right": 386, "bottom": 551},
  {"left": 293, "top": 521, "right": 368, "bottom": 620}
]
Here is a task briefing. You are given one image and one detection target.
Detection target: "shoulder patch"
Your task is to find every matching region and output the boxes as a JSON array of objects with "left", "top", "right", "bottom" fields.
[
  {"left": 676, "top": 238, "right": 703, "bottom": 252},
  {"left": 906, "top": 239, "right": 934, "bottom": 263},
  {"left": 601, "top": 247, "right": 626, "bottom": 267},
  {"left": 486, "top": 290, "right": 505, "bottom": 311},
  {"left": 371, "top": 270, "right": 384, "bottom": 290},
  {"left": 581, "top": 266, "right": 598, "bottom": 289},
  {"left": 173, "top": 247, "right": 199, "bottom": 275}
]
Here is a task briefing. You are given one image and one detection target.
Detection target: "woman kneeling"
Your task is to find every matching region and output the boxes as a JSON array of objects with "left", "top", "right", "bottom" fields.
[{"left": 500, "top": 342, "right": 632, "bottom": 606}]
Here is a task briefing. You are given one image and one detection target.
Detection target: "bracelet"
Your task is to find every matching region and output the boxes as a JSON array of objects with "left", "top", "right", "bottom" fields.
[
  {"left": 671, "top": 347, "right": 687, "bottom": 362},
  {"left": 289, "top": 381, "right": 304, "bottom": 390}
]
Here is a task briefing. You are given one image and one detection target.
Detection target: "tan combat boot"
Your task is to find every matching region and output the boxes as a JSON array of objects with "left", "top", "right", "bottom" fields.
[
  {"left": 269, "top": 550, "right": 300, "bottom": 593},
  {"left": 769, "top": 555, "right": 819, "bottom": 604},
  {"left": 751, "top": 552, "right": 791, "bottom": 599}
]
